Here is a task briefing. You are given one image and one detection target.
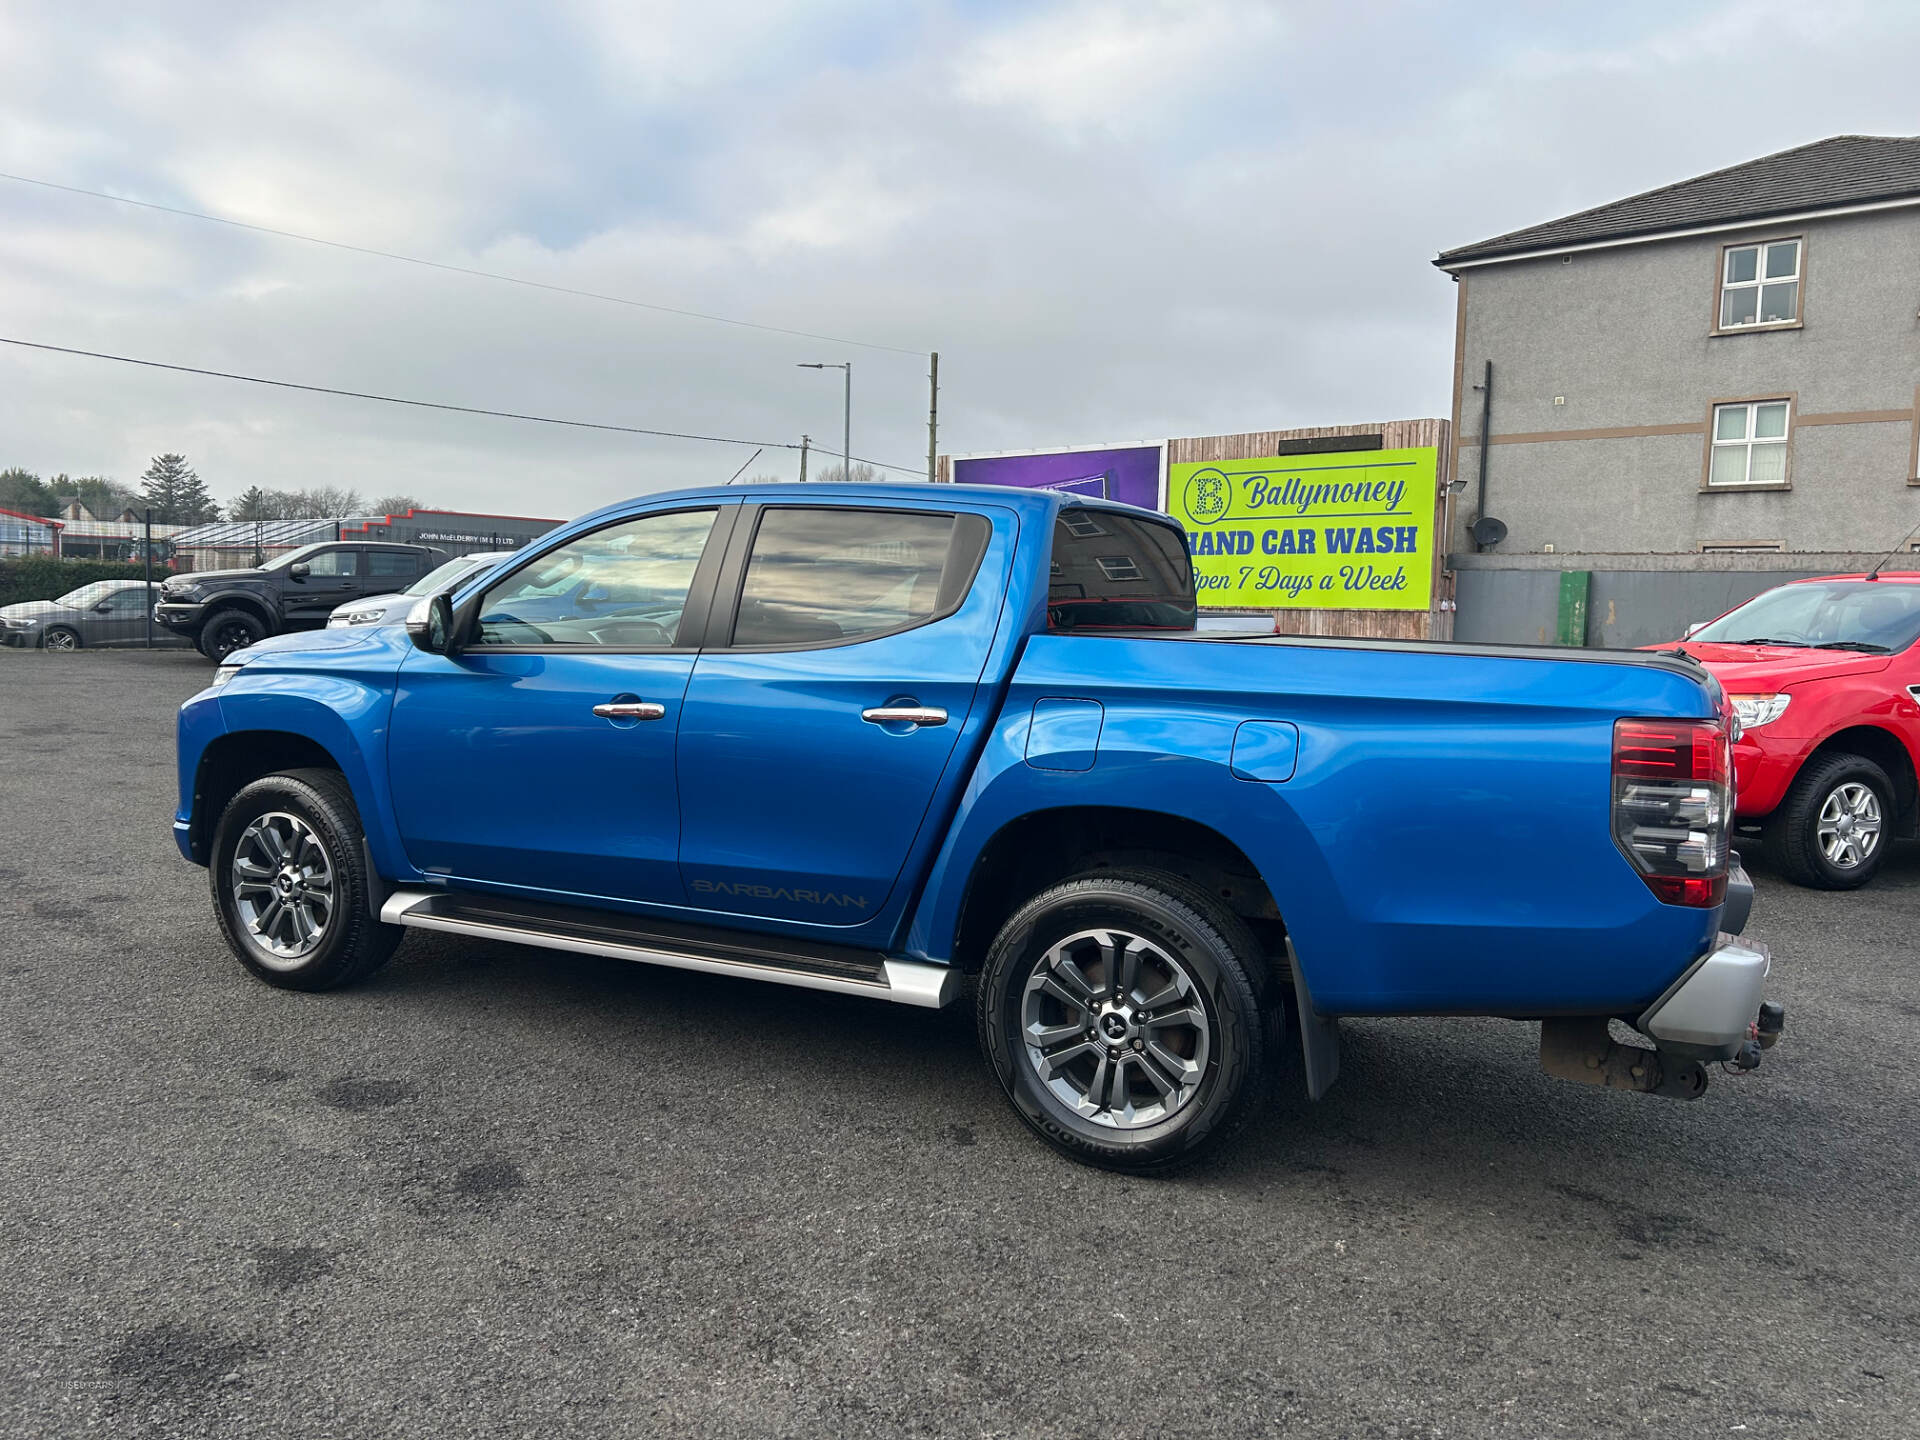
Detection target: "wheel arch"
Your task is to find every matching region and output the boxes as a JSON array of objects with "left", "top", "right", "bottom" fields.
[
  {"left": 950, "top": 805, "right": 1286, "bottom": 976},
  {"left": 188, "top": 730, "right": 344, "bottom": 863},
  {"left": 199, "top": 593, "right": 278, "bottom": 633},
  {"left": 1806, "top": 724, "right": 1918, "bottom": 835}
]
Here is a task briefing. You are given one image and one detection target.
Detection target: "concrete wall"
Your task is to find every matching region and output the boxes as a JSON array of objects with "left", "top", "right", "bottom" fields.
[
  {"left": 1449, "top": 207, "right": 1920, "bottom": 555},
  {"left": 1452, "top": 551, "right": 1908, "bottom": 647}
]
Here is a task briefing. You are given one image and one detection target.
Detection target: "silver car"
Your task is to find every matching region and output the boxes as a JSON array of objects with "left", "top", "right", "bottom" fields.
[
  {"left": 0, "top": 580, "right": 189, "bottom": 650},
  {"left": 326, "top": 550, "right": 514, "bottom": 629}
]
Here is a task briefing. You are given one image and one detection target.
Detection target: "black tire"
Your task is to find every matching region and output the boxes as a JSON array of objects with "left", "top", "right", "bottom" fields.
[
  {"left": 209, "top": 768, "right": 402, "bottom": 991},
  {"left": 976, "top": 868, "right": 1274, "bottom": 1173},
  {"left": 1765, "top": 751, "right": 1895, "bottom": 890},
  {"left": 41, "top": 626, "right": 81, "bottom": 652},
  {"left": 197, "top": 609, "right": 266, "bottom": 660}
]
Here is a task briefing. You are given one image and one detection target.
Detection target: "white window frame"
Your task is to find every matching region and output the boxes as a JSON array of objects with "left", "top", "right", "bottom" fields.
[
  {"left": 1699, "top": 541, "right": 1785, "bottom": 553},
  {"left": 1706, "top": 399, "right": 1792, "bottom": 488},
  {"left": 1717, "top": 237, "right": 1802, "bottom": 331}
]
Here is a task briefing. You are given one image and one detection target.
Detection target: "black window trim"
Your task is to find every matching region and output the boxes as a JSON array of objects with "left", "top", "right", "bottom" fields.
[
  {"left": 706, "top": 502, "right": 993, "bottom": 654},
  {"left": 455, "top": 503, "right": 737, "bottom": 656}
]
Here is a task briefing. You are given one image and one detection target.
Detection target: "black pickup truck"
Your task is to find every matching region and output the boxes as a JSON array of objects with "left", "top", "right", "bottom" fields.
[{"left": 154, "top": 541, "right": 447, "bottom": 659}]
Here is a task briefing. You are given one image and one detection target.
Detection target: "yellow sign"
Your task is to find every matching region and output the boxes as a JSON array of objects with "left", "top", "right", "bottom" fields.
[{"left": 1166, "top": 447, "right": 1437, "bottom": 609}]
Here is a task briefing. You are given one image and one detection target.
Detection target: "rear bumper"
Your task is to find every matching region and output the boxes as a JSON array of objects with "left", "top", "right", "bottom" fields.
[{"left": 1637, "top": 936, "right": 1771, "bottom": 1061}]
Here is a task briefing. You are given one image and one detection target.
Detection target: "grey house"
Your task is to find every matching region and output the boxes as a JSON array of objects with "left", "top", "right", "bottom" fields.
[{"left": 1434, "top": 136, "right": 1920, "bottom": 642}]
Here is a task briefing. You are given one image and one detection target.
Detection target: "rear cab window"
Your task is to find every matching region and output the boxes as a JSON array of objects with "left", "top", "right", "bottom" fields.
[{"left": 1047, "top": 509, "right": 1196, "bottom": 631}]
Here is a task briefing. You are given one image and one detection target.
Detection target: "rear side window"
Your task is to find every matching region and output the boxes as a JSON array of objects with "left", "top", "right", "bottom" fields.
[
  {"left": 731, "top": 507, "right": 989, "bottom": 648},
  {"left": 1048, "top": 510, "right": 1196, "bottom": 631},
  {"left": 367, "top": 551, "right": 418, "bottom": 577}
]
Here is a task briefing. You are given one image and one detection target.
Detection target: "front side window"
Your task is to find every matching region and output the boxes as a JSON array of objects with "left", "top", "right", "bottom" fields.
[
  {"left": 302, "top": 550, "right": 358, "bottom": 577},
  {"left": 1719, "top": 238, "right": 1801, "bottom": 329},
  {"left": 1708, "top": 400, "right": 1791, "bottom": 486},
  {"left": 474, "top": 508, "right": 717, "bottom": 648},
  {"left": 732, "top": 508, "right": 972, "bottom": 647},
  {"left": 105, "top": 585, "right": 150, "bottom": 611}
]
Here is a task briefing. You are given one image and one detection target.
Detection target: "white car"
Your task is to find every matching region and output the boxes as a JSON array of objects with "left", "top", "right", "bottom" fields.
[{"left": 326, "top": 551, "right": 514, "bottom": 628}]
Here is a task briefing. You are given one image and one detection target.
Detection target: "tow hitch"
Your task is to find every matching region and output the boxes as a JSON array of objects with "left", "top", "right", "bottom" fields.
[
  {"left": 1540, "top": 1018, "right": 1708, "bottom": 1100},
  {"left": 1541, "top": 999, "right": 1786, "bottom": 1099}
]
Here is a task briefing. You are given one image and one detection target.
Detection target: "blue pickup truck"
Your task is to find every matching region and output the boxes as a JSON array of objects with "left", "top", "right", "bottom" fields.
[{"left": 174, "top": 482, "right": 1783, "bottom": 1170}]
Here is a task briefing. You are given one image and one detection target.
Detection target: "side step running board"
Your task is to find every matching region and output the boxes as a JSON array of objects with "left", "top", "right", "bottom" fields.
[{"left": 379, "top": 889, "right": 957, "bottom": 1008}]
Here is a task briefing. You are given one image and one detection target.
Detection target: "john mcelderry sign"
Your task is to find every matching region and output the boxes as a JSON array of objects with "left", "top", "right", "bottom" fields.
[{"left": 1166, "top": 448, "right": 1438, "bottom": 610}]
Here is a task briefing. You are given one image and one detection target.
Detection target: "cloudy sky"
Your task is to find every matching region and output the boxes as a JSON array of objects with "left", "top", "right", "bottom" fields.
[{"left": 2, "top": 0, "right": 1916, "bottom": 518}]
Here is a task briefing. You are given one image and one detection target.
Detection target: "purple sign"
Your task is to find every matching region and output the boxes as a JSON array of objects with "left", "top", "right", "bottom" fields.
[{"left": 951, "top": 445, "right": 1162, "bottom": 511}]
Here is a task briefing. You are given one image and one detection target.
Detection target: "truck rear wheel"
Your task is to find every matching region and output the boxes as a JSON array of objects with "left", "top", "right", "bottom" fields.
[
  {"left": 209, "top": 768, "right": 402, "bottom": 990},
  {"left": 976, "top": 870, "right": 1273, "bottom": 1172},
  {"left": 198, "top": 609, "right": 265, "bottom": 660},
  {"left": 1766, "top": 751, "right": 1893, "bottom": 890}
]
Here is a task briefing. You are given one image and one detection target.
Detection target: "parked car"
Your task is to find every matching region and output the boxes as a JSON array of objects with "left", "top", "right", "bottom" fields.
[
  {"left": 1648, "top": 572, "right": 1920, "bottom": 889},
  {"left": 172, "top": 483, "right": 1783, "bottom": 1171},
  {"left": 326, "top": 551, "right": 514, "bottom": 629},
  {"left": 1, "top": 581, "right": 188, "bottom": 650},
  {"left": 154, "top": 540, "right": 448, "bottom": 660}
]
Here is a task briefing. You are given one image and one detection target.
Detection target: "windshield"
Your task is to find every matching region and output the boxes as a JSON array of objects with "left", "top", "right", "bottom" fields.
[
  {"left": 54, "top": 582, "right": 125, "bottom": 608},
  {"left": 405, "top": 555, "right": 483, "bottom": 596},
  {"left": 261, "top": 543, "right": 329, "bottom": 571},
  {"left": 1689, "top": 581, "right": 1920, "bottom": 653}
]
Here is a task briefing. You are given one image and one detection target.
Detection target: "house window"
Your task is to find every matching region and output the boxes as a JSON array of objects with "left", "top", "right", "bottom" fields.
[
  {"left": 1719, "top": 239, "right": 1801, "bottom": 329},
  {"left": 1709, "top": 400, "right": 1791, "bottom": 486},
  {"left": 1700, "top": 541, "right": 1784, "bottom": 553}
]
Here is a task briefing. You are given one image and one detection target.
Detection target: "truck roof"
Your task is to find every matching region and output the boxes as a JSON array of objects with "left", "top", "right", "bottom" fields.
[{"left": 699, "top": 481, "right": 1170, "bottom": 522}]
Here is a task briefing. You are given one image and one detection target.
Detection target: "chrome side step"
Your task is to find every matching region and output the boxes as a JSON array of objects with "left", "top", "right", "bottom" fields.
[{"left": 379, "top": 889, "right": 957, "bottom": 1008}]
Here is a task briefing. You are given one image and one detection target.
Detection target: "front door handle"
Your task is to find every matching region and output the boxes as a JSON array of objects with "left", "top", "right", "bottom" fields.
[
  {"left": 862, "top": 706, "right": 947, "bottom": 727},
  {"left": 593, "top": 701, "right": 667, "bottom": 721}
]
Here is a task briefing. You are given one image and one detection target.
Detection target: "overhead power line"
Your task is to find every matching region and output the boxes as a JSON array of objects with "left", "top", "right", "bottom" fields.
[
  {"left": 0, "top": 336, "right": 803, "bottom": 450},
  {"left": 0, "top": 170, "right": 925, "bottom": 356},
  {"left": 1, "top": 335, "right": 932, "bottom": 475}
]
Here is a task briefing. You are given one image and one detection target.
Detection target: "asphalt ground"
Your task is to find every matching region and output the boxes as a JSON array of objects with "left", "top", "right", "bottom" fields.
[{"left": 1, "top": 647, "right": 1916, "bottom": 1440}]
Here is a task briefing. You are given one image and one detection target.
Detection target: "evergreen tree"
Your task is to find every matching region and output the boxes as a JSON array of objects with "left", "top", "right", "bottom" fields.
[
  {"left": 0, "top": 468, "right": 56, "bottom": 516},
  {"left": 140, "top": 453, "right": 222, "bottom": 524},
  {"left": 231, "top": 485, "right": 274, "bottom": 522}
]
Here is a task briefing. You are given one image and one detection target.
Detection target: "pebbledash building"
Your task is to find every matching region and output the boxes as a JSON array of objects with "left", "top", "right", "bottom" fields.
[{"left": 1435, "top": 134, "right": 1920, "bottom": 646}]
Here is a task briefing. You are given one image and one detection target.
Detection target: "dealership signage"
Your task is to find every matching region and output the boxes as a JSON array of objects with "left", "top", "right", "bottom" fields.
[{"left": 1166, "top": 448, "right": 1438, "bottom": 610}]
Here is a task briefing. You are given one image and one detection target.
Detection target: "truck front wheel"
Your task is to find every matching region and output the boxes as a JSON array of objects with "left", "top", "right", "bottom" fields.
[
  {"left": 209, "top": 769, "right": 402, "bottom": 990},
  {"left": 197, "top": 609, "right": 265, "bottom": 660},
  {"left": 976, "top": 870, "right": 1273, "bottom": 1172},
  {"left": 1766, "top": 751, "right": 1894, "bottom": 890}
]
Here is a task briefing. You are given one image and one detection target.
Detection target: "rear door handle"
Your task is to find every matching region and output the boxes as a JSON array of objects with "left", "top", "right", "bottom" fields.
[
  {"left": 592, "top": 701, "right": 667, "bottom": 721},
  {"left": 862, "top": 706, "right": 947, "bottom": 727}
]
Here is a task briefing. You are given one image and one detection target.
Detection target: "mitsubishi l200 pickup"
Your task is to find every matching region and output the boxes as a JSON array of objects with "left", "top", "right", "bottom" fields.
[{"left": 173, "top": 483, "right": 1785, "bottom": 1170}]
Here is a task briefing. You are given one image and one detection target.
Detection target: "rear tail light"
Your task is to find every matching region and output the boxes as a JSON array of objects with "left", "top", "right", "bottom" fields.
[{"left": 1611, "top": 718, "right": 1731, "bottom": 907}]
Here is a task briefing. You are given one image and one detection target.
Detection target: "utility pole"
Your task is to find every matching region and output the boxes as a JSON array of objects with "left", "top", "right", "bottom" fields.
[
  {"left": 799, "top": 434, "right": 810, "bottom": 483},
  {"left": 797, "top": 362, "right": 850, "bottom": 481},
  {"left": 927, "top": 351, "right": 939, "bottom": 483},
  {"left": 142, "top": 508, "right": 154, "bottom": 649}
]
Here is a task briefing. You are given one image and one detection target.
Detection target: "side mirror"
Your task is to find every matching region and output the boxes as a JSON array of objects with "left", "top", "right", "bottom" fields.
[
  {"left": 93, "top": 601, "right": 114, "bottom": 613},
  {"left": 288, "top": 562, "right": 311, "bottom": 580},
  {"left": 406, "top": 593, "right": 455, "bottom": 653}
]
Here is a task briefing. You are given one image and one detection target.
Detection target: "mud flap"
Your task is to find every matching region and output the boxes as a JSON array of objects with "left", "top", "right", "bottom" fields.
[{"left": 1287, "top": 939, "right": 1340, "bottom": 1100}]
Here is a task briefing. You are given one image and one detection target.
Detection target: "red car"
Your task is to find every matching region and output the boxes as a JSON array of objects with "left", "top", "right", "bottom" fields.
[{"left": 1649, "top": 572, "right": 1920, "bottom": 889}]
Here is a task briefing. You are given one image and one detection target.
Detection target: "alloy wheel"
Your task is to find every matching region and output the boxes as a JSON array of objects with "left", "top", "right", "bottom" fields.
[
  {"left": 231, "top": 811, "right": 336, "bottom": 967},
  {"left": 43, "top": 630, "right": 77, "bottom": 651},
  {"left": 1817, "top": 782, "right": 1882, "bottom": 870},
  {"left": 1020, "top": 927, "right": 1211, "bottom": 1130}
]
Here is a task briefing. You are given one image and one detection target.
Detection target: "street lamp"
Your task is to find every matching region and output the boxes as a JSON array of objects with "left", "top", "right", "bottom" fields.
[{"left": 797, "top": 362, "right": 851, "bottom": 482}]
